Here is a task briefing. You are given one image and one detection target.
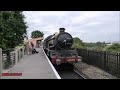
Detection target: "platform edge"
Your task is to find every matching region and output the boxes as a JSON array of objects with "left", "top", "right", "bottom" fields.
[{"left": 42, "top": 48, "right": 61, "bottom": 79}]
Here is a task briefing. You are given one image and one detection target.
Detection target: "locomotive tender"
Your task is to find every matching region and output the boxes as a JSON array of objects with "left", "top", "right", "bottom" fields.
[{"left": 43, "top": 28, "right": 82, "bottom": 66}]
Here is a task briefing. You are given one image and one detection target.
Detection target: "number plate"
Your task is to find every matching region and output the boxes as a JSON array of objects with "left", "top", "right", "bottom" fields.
[{"left": 68, "top": 59, "right": 75, "bottom": 62}]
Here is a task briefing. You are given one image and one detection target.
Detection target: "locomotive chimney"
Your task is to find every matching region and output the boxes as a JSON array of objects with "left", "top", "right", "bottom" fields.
[{"left": 59, "top": 28, "right": 65, "bottom": 33}]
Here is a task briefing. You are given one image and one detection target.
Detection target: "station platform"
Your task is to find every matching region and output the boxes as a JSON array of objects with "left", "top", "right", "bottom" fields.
[{"left": 1, "top": 47, "right": 61, "bottom": 79}]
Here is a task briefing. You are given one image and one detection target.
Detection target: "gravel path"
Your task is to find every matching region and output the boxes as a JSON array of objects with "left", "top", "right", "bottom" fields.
[{"left": 73, "top": 62, "right": 118, "bottom": 79}]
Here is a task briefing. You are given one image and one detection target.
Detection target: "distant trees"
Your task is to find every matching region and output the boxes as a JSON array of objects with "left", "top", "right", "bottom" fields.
[
  {"left": 0, "top": 11, "right": 27, "bottom": 49},
  {"left": 83, "top": 41, "right": 120, "bottom": 52},
  {"left": 106, "top": 43, "right": 120, "bottom": 52},
  {"left": 31, "top": 30, "right": 44, "bottom": 38},
  {"left": 84, "top": 41, "right": 107, "bottom": 50},
  {"left": 84, "top": 41, "right": 106, "bottom": 47},
  {"left": 68, "top": 36, "right": 120, "bottom": 52},
  {"left": 72, "top": 37, "right": 85, "bottom": 49}
]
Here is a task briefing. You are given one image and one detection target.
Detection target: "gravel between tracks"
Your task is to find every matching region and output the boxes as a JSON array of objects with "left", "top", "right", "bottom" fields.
[{"left": 73, "top": 62, "right": 118, "bottom": 79}]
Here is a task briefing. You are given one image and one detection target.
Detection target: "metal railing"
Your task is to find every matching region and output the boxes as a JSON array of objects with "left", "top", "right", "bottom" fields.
[{"left": 77, "top": 48, "right": 120, "bottom": 78}]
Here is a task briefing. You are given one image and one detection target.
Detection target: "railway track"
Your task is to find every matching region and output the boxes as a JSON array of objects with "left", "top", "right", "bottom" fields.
[{"left": 56, "top": 68, "right": 85, "bottom": 79}]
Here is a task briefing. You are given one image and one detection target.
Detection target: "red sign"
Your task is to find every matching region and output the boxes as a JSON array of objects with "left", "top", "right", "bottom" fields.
[{"left": 2, "top": 73, "right": 22, "bottom": 76}]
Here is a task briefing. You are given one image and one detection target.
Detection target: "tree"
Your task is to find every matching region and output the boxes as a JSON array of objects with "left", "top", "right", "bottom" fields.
[
  {"left": 0, "top": 11, "right": 27, "bottom": 49},
  {"left": 71, "top": 37, "right": 84, "bottom": 49},
  {"left": 31, "top": 30, "right": 44, "bottom": 38},
  {"left": 106, "top": 43, "right": 120, "bottom": 52},
  {"left": 84, "top": 41, "right": 107, "bottom": 50}
]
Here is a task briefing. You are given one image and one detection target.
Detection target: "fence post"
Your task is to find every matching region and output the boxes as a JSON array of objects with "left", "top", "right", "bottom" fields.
[
  {"left": 0, "top": 48, "right": 3, "bottom": 78},
  {"left": 118, "top": 53, "right": 120, "bottom": 77},
  {"left": 10, "top": 52, "right": 13, "bottom": 66},
  {"left": 15, "top": 49, "right": 18, "bottom": 65},
  {"left": 22, "top": 47, "right": 25, "bottom": 58},
  {"left": 104, "top": 51, "right": 106, "bottom": 69}
]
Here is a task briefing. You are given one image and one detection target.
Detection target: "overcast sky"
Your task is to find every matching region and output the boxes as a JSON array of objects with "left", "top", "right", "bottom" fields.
[{"left": 23, "top": 11, "right": 120, "bottom": 43}]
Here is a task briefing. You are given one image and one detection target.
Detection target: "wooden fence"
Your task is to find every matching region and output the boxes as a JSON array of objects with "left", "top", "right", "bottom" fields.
[{"left": 77, "top": 48, "right": 120, "bottom": 78}]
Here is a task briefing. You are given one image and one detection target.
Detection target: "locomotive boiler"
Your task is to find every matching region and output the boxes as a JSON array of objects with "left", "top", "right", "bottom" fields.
[{"left": 43, "top": 28, "right": 82, "bottom": 67}]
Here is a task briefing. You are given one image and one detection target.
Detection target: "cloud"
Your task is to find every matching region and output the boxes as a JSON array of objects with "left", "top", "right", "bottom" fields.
[{"left": 23, "top": 11, "right": 119, "bottom": 42}]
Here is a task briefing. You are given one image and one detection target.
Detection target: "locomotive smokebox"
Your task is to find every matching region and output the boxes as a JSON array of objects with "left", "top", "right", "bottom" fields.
[{"left": 59, "top": 28, "right": 65, "bottom": 33}]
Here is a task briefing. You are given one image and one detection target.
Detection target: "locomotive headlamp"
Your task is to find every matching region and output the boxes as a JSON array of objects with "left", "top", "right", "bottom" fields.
[
  {"left": 56, "top": 59, "right": 61, "bottom": 65},
  {"left": 78, "top": 58, "right": 82, "bottom": 62},
  {"left": 78, "top": 56, "right": 82, "bottom": 62}
]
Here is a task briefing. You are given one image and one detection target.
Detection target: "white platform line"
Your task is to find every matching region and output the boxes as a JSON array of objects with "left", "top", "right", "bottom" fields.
[{"left": 42, "top": 48, "right": 61, "bottom": 79}]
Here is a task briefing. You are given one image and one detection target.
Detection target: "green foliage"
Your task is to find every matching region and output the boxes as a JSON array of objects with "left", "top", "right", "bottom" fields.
[
  {"left": 84, "top": 42, "right": 120, "bottom": 52},
  {"left": 0, "top": 11, "right": 27, "bottom": 50},
  {"left": 106, "top": 43, "right": 120, "bottom": 52},
  {"left": 72, "top": 37, "right": 85, "bottom": 49},
  {"left": 31, "top": 30, "right": 44, "bottom": 38},
  {"left": 84, "top": 41, "right": 107, "bottom": 51}
]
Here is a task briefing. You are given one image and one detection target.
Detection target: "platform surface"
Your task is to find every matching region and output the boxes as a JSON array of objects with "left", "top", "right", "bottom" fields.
[{"left": 1, "top": 48, "right": 58, "bottom": 79}]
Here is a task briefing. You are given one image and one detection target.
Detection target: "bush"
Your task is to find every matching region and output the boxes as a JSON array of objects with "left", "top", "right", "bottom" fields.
[
  {"left": 71, "top": 37, "right": 85, "bottom": 49},
  {"left": 106, "top": 43, "right": 120, "bottom": 52}
]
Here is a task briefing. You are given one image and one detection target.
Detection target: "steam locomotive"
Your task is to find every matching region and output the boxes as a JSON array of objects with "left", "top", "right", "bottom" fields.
[{"left": 43, "top": 28, "right": 82, "bottom": 68}]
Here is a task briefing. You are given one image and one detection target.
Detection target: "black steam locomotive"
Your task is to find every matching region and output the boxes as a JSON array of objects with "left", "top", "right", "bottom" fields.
[{"left": 43, "top": 28, "right": 82, "bottom": 67}]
